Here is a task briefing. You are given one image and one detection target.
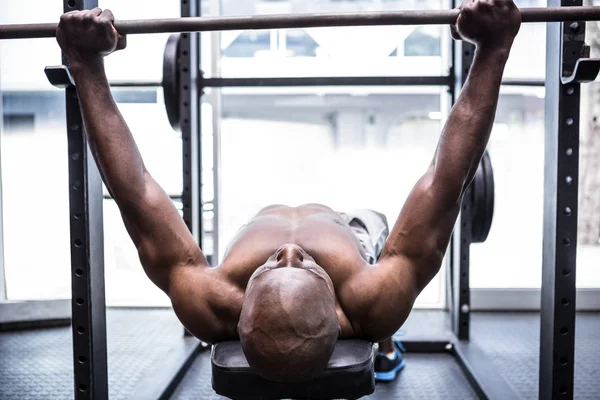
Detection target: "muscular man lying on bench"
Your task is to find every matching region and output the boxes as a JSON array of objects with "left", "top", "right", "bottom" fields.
[{"left": 56, "top": 0, "right": 520, "bottom": 383}]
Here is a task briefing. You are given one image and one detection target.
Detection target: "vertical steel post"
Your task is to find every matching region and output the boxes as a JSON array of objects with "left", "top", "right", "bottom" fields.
[
  {"left": 181, "top": 0, "right": 202, "bottom": 337},
  {"left": 181, "top": 0, "right": 201, "bottom": 247},
  {"left": 62, "top": 1, "right": 108, "bottom": 399},
  {"left": 540, "top": 1, "right": 583, "bottom": 398},
  {"left": 0, "top": 58, "right": 6, "bottom": 301},
  {"left": 450, "top": 2, "right": 476, "bottom": 339}
]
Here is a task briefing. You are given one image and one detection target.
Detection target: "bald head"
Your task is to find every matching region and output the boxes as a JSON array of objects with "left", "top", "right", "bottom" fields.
[{"left": 238, "top": 262, "right": 339, "bottom": 382}]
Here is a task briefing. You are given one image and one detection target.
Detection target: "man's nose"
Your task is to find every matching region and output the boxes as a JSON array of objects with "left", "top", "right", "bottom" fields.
[{"left": 276, "top": 244, "right": 304, "bottom": 263}]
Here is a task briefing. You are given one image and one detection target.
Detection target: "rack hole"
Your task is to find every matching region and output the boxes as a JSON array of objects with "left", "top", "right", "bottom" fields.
[
  {"left": 71, "top": 153, "right": 80, "bottom": 160},
  {"left": 561, "top": 298, "right": 570, "bottom": 306},
  {"left": 559, "top": 356, "right": 568, "bottom": 365},
  {"left": 67, "top": 0, "right": 76, "bottom": 7},
  {"left": 566, "top": 87, "right": 575, "bottom": 95},
  {"left": 562, "top": 237, "right": 571, "bottom": 246},
  {"left": 78, "top": 384, "right": 87, "bottom": 392},
  {"left": 565, "top": 148, "right": 573, "bottom": 156},
  {"left": 74, "top": 239, "right": 83, "bottom": 247},
  {"left": 564, "top": 207, "right": 572, "bottom": 216},
  {"left": 559, "top": 385, "right": 568, "bottom": 395},
  {"left": 78, "top": 356, "right": 87, "bottom": 364},
  {"left": 566, "top": 117, "right": 574, "bottom": 126},
  {"left": 76, "top": 298, "right": 84, "bottom": 306},
  {"left": 562, "top": 268, "right": 571, "bottom": 276},
  {"left": 75, "top": 268, "right": 83, "bottom": 277},
  {"left": 77, "top": 326, "right": 85, "bottom": 334},
  {"left": 565, "top": 176, "right": 573, "bottom": 186},
  {"left": 74, "top": 213, "right": 82, "bottom": 219}
]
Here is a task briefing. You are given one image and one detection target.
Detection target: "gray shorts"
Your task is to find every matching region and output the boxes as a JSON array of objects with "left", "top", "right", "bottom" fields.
[{"left": 339, "top": 210, "right": 389, "bottom": 265}]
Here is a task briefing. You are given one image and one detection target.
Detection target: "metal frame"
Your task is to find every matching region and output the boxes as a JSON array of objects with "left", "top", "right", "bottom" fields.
[
  {"left": 62, "top": 1, "right": 109, "bottom": 399},
  {"left": 0, "top": 55, "right": 5, "bottom": 301},
  {"left": 11, "top": 0, "right": 586, "bottom": 398},
  {"left": 540, "top": 1, "right": 583, "bottom": 398},
  {"left": 450, "top": 34, "right": 476, "bottom": 341},
  {"left": 181, "top": 0, "right": 202, "bottom": 249}
]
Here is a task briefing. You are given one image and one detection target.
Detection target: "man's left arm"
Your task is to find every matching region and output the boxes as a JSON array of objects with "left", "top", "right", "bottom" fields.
[{"left": 339, "top": 0, "right": 521, "bottom": 342}]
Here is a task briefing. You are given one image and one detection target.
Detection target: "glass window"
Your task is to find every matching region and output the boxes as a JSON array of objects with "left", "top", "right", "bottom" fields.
[
  {"left": 1, "top": 88, "right": 70, "bottom": 301},
  {"left": 98, "top": 0, "right": 181, "bottom": 83},
  {"left": 217, "top": 87, "right": 447, "bottom": 306},
  {"left": 217, "top": 0, "right": 449, "bottom": 78},
  {"left": 404, "top": 27, "right": 442, "bottom": 57},
  {"left": 578, "top": 18, "right": 600, "bottom": 289},
  {"left": 470, "top": 87, "right": 546, "bottom": 289}
]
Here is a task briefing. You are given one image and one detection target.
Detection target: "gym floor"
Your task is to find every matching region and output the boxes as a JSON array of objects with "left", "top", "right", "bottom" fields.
[{"left": 0, "top": 309, "right": 598, "bottom": 399}]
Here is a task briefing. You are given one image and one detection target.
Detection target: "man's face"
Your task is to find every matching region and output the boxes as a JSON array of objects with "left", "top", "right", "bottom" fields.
[{"left": 247, "top": 243, "right": 335, "bottom": 295}]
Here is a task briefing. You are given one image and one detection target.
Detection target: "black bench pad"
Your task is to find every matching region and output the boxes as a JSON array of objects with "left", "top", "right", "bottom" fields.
[{"left": 211, "top": 339, "right": 375, "bottom": 400}]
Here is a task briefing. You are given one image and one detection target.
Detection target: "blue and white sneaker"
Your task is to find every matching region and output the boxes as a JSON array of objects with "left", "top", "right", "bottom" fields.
[{"left": 374, "top": 339, "right": 406, "bottom": 382}]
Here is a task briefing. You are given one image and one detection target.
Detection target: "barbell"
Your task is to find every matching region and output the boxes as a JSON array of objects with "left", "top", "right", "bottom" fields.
[{"left": 1, "top": 6, "right": 600, "bottom": 40}]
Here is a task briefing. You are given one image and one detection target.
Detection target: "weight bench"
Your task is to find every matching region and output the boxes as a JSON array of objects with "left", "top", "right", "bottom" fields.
[{"left": 211, "top": 339, "right": 375, "bottom": 400}]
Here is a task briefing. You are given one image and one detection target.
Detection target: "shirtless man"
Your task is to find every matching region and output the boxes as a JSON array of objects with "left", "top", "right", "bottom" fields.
[{"left": 56, "top": 0, "right": 520, "bottom": 384}]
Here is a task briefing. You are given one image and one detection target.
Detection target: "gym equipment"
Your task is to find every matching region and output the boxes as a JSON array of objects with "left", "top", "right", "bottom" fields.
[
  {"left": 162, "top": 33, "right": 180, "bottom": 132},
  {"left": 2, "top": 6, "right": 600, "bottom": 39},
  {"left": 470, "top": 151, "right": 495, "bottom": 244},
  {"left": 211, "top": 340, "right": 375, "bottom": 399}
]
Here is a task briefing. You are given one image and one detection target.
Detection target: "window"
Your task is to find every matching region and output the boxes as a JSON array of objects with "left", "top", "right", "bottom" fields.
[
  {"left": 403, "top": 27, "right": 442, "bottom": 57},
  {"left": 217, "top": 0, "right": 448, "bottom": 78},
  {"left": 216, "top": 87, "right": 447, "bottom": 306}
]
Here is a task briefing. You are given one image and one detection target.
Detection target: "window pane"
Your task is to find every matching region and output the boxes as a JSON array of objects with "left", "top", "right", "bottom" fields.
[
  {"left": 218, "top": 87, "right": 447, "bottom": 306},
  {"left": 104, "top": 199, "right": 171, "bottom": 306},
  {"left": 217, "top": 0, "right": 448, "bottom": 78},
  {"left": 470, "top": 87, "right": 545, "bottom": 288},
  {"left": 98, "top": 0, "right": 180, "bottom": 82},
  {"left": 578, "top": 18, "right": 600, "bottom": 289},
  {"left": 2, "top": 89, "right": 70, "bottom": 300}
]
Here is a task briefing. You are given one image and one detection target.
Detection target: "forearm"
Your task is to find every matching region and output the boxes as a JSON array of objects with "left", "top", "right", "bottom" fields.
[
  {"left": 70, "top": 60, "right": 147, "bottom": 206},
  {"left": 433, "top": 47, "right": 509, "bottom": 196}
]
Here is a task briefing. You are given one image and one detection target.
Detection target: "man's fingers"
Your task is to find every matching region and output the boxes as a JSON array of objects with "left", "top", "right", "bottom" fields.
[
  {"left": 116, "top": 35, "right": 127, "bottom": 50},
  {"left": 450, "top": 12, "right": 463, "bottom": 41},
  {"left": 450, "top": 24, "right": 461, "bottom": 41},
  {"left": 100, "top": 9, "right": 115, "bottom": 23},
  {"left": 90, "top": 7, "right": 103, "bottom": 17}
]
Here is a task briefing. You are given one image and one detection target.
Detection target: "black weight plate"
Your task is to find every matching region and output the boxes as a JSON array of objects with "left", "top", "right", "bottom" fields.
[
  {"left": 163, "top": 33, "right": 181, "bottom": 131},
  {"left": 471, "top": 150, "right": 495, "bottom": 243}
]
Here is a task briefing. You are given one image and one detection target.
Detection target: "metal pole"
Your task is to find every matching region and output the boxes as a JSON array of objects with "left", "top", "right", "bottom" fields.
[
  {"left": 209, "top": 0, "right": 222, "bottom": 267},
  {"left": 63, "top": 0, "right": 108, "bottom": 399},
  {"left": 0, "top": 55, "right": 6, "bottom": 301},
  {"left": 180, "top": 0, "right": 202, "bottom": 338},
  {"left": 450, "top": 0, "right": 476, "bottom": 340},
  {"left": 2, "top": 7, "right": 600, "bottom": 39},
  {"left": 540, "top": 2, "right": 581, "bottom": 399}
]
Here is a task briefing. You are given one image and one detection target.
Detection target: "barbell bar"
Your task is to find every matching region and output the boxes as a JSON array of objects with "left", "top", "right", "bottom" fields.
[{"left": 1, "top": 6, "right": 600, "bottom": 40}]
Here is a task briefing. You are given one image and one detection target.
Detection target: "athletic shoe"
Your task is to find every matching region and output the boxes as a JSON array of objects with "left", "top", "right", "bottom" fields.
[{"left": 374, "top": 339, "right": 406, "bottom": 382}]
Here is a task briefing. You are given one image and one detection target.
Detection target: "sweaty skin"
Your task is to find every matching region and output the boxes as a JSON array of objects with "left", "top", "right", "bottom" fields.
[{"left": 56, "top": 0, "right": 520, "bottom": 367}]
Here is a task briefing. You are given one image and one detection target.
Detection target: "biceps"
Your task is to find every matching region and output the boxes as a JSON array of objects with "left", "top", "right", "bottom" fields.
[
  {"left": 117, "top": 175, "right": 204, "bottom": 289},
  {"left": 383, "top": 168, "right": 461, "bottom": 262},
  {"left": 342, "top": 265, "right": 417, "bottom": 342}
]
